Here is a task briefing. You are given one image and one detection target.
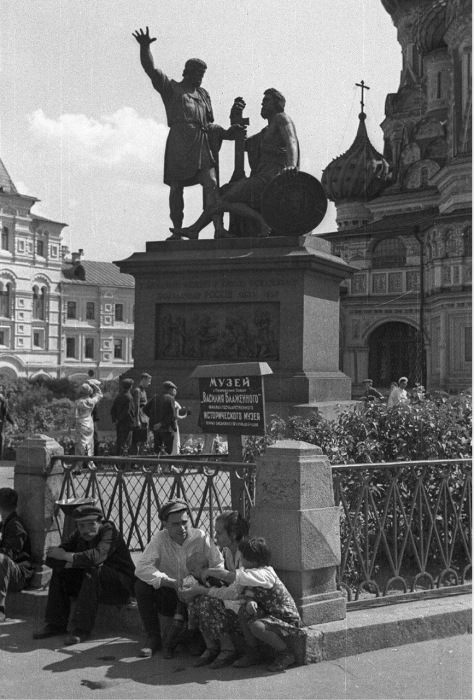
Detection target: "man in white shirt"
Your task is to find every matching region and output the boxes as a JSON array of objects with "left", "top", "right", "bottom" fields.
[
  {"left": 134, "top": 499, "right": 224, "bottom": 657},
  {"left": 387, "top": 376, "right": 409, "bottom": 408}
]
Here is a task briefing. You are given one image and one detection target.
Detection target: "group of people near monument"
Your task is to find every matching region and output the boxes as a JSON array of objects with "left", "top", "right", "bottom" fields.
[
  {"left": 0, "top": 489, "right": 301, "bottom": 673},
  {"left": 73, "top": 373, "right": 191, "bottom": 460}
]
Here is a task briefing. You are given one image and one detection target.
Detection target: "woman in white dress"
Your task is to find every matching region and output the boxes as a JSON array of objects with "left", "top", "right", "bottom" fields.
[
  {"left": 74, "top": 381, "right": 103, "bottom": 457},
  {"left": 171, "top": 401, "right": 191, "bottom": 455}
]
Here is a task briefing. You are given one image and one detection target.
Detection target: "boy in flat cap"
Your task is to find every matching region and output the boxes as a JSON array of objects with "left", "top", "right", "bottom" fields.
[
  {"left": 111, "top": 378, "right": 136, "bottom": 455},
  {"left": 33, "top": 505, "right": 135, "bottom": 645},
  {"left": 0, "top": 488, "right": 33, "bottom": 622},
  {"left": 135, "top": 499, "right": 224, "bottom": 657},
  {"left": 144, "top": 381, "right": 179, "bottom": 456}
]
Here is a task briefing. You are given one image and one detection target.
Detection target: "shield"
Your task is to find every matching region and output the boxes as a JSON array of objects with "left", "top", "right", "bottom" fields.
[{"left": 261, "top": 171, "right": 328, "bottom": 236}]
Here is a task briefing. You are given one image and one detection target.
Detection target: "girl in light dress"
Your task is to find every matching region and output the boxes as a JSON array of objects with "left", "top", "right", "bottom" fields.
[{"left": 73, "top": 380, "right": 102, "bottom": 459}]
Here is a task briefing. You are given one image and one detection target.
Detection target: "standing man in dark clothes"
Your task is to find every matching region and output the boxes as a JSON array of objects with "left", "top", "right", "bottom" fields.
[
  {"left": 0, "top": 391, "right": 16, "bottom": 459},
  {"left": 130, "top": 372, "right": 152, "bottom": 455},
  {"left": 144, "top": 381, "right": 178, "bottom": 455},
  {"left": 0, "top": 488, "right": 34, "bottom": 622},
  {"left": 33, "top": 504, "right": 135, "bottom": 645},
  {"left": 110, "top": 378, "right": 135, "bottom": 455}
]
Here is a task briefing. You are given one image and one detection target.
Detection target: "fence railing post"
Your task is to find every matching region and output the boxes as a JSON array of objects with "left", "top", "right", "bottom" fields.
[
  {"left": 14, "top": 434, "right": 64, "bottom": 587},
  {"left": 251, "top": 439, "right": 346, "bottom": 625}
]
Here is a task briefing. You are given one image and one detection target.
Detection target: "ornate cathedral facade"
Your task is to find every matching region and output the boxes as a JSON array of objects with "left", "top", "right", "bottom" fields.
[{"left": 322, "top": 0, "right": 471, "bottom": 392}]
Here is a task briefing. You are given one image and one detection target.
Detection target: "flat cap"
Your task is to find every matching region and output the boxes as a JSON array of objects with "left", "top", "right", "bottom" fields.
[
  {"left": 163, "top": 381, "right": 177, "bottom": 390},
  {"left": 73, "top": 505, "right": 103, "bottom": 520},
  {"left": 159, "top": 499, "right": 188, "bottom": 521},
  {"left": 184, "top": 58, "right": 207, "bottom": 71}
]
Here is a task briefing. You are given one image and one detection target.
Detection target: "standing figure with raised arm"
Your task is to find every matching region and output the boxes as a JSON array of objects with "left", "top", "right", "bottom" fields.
[
  {"left": 133, "top": 27, "right": 233, "bottom": 238},
  {"left": 174, "top": 88, "right": 300, "bottom": 240}
]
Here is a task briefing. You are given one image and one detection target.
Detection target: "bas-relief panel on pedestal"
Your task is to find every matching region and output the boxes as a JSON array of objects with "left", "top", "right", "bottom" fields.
[{"left": 155, "top": 302, "right": 280, "bottom": 361}]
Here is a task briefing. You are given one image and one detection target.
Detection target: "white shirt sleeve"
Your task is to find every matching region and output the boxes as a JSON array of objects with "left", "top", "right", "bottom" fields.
[
  {"left": 235, "top": 566, "right": 277, "bottom": 589},
  {"left": 134, "top": 533, "right": 173, "bottom": 589},
  {"left": 203, "top": 534, "right": 225, "bottom": 569}
]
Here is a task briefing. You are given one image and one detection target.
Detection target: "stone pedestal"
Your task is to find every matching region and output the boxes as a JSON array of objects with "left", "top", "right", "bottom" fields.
[
  {"left": 14, "top": 435, "right": 64, "bottom": 587},
  {"left": 116, "top": 235, "right": 355, "bottom": 424},
  {"left": 250, "top": 439, "right": 346, "bottom": 625}
]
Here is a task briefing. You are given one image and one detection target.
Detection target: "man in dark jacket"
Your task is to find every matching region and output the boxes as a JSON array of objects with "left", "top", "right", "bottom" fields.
[
  {"left": 33, "top": 504, "right": 136, "bottom": 645},
  {"left": 110, "top": 378, "right": 135, "bottom": 455},
  {"left": 144, "top": 381, "right": 178, "bottom": 455},
  {"left": 0, "top": 488, "right": 34, "bottom": 622}
]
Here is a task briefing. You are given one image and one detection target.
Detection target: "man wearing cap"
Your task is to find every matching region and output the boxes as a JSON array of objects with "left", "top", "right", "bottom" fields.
[
  {"left": 130, "top": 373, "right": 152, "bottom": 456},
  {"left": 134, "top": 499, "right": 224, "bottom": 657},
  {"left": 132, "top": 26, "right": 237, "bottom": 238},
  {"left": 144, "top": 381, "right": 178, "bottom": 455},
  {"left": 33, "top": 505, "right": 135, "bottom": 645},
  {"left": 110, "top": 378, "right": 136, "bottom": 455}
]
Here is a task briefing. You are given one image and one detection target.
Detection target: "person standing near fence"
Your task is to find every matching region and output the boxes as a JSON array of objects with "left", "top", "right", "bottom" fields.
[
  {"left": 110, "top": 378, "right": 135, "bottom": 455},
  {"left": 130, "top": 373, "right": 152, "bottom": 455},
  {"left": 73, "top": 381, "right": 103, "bottom": 459},
  {"left": 388, "top": 376, "right": 409, "bottom": 408},
  {"left": 143, "top": 380, "right": 178, "bottom": 455}
]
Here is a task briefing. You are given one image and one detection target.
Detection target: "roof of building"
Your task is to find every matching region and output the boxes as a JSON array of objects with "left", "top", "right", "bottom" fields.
[
  {"left": 61, "top": 260, "right": 135, "bottom": 287},
  {"left": 0, "top": 157, "right": 18, "bottom": 195},
  {"left": 322, "top": 207, "right": 439, "bottom": 239}
]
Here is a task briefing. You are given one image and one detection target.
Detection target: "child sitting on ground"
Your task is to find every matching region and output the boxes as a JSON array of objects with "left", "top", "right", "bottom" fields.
[
  {"left": 231, "top": 536, "right": 302, "bottom": 672},
  {"left": 164, "top": 552, "right": 224, "bottom": 659}
]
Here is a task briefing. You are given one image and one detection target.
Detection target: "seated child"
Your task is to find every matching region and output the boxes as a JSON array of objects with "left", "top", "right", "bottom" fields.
[
  {"left": 232, "top": 536, "right": 302, "bottom": 672},
  {"left": 0, "top": 488, "right": 34, "bottom": 622},
  {"left": 164, "top": 552, "right": 224, "bottom": 659}
]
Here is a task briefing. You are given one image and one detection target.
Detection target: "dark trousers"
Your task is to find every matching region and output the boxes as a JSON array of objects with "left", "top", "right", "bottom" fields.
[
  {"left": 116, "top": 427, "right": 132, "bottom": 456},
  {"left": 0, "top": 554, "right": 30, "bottom": 609},
  {"left": 135, "top": 579, "right": 179, "bottom": 638},
  {"left": 153, "top": 431, "right": 174, "bottom": 455},
  {"left": 45, "top": 565, "right": 134, "bottom": 633}
]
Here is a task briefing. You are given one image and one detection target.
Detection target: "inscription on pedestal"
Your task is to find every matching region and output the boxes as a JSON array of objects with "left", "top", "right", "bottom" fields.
[{"left": 155, "top": 302, "right": 280, "bottom": 361}]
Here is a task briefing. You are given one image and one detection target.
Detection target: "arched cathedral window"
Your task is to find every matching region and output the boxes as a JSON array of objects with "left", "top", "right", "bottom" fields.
[
  {"left": 33, "top": 285, "right": 46, "bottom": 320},
  {"left": 0, "top": 283, "right": 11, "bottom": 318},
  {"left": 372, "top": 238, "right": 407, "bottom": 269}
]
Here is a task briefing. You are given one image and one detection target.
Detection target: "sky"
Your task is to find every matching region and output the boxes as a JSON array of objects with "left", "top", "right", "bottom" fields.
[{"left": 0, "top": 0, "right": 401, "bottom": 262}]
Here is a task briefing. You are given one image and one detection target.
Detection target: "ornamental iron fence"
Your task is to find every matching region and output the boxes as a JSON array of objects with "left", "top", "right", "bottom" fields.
[
  {"left": 52, "top": 454, "right": 255, "bottom": 551},
  {"left": 333, "top": 458, "right": 471, "bottom": 608},
  {"left": 52, "top": 454, "right": 471, "bottom": 608}
]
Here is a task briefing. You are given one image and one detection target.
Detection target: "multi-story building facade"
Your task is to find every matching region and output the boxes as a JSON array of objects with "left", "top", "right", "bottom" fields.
[
  {"left": 321, "top": 0, "right": 471, "bottom": 393},
  {"left": 0, "top": 157, "right": 134, "bottom": 381}
]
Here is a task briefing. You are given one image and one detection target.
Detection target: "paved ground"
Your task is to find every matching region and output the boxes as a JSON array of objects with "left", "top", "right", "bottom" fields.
[{"left": 0, "top": 619, "right": 470, "bottom": 700}]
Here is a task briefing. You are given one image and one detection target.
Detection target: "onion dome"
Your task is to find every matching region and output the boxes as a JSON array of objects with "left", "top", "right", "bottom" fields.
[
  {"left": 414, "top": 0, "right": 447, "bottom": 54},
  {"left": 322, "top": 112, "right": 390, "bottom": 204}
]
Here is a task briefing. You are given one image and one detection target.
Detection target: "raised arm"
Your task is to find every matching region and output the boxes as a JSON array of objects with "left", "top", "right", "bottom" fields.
[{"left": 132, "top": 26, "right": 157, "bottom": 79}]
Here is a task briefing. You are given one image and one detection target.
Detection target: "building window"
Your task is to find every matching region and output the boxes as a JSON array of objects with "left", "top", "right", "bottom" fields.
[
  {"left": 131, "top": 339, "right": 134, "bottom": 358},
  {"left": 67, "top": 301, "right": 77, "bottom": 319},
  {"left": 66, "top": 337, "right": 76, "bottom": 358},
  {"left": 86, "top": 302, "right": 95, "bottom": 320},
  {"left": 0, "top": 331, "right": 4, "bottom": 345},
  {"left": 0, "top": 283, "right": 11, "bottom": 318},
  {"left": 36, "top": 240, "right": 44, "bottom": 257},
  {"left": 115, "top": 304, "right": 124, "bottom": 321},
  {"left": 372, "top": 238, "right": 406, "bottom": 269},
  {"left": 1, "top": 227, "right": 9, "bottom": 251},
  {"left": 465, "top": 327, "right": 472, "bottom": 363},
  {"left": 32, "top": 330, "right": 44, "bottom": 348},
  {"left": 85, "top": 337, "right": 94, "bottom": 359},
  {"left": 114, "top": 338, "right": 123, "bottom": 359},
  {"left": 436, "top": 71, "right": 442, "bottom": 99},
  {"left": 33, "top": 285, "right": 46, "bottom": 320}
]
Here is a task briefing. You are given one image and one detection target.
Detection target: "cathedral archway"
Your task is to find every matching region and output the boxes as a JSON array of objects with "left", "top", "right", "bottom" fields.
[{"left": 368, "top": 322, "right": 424, "bottom": 387}]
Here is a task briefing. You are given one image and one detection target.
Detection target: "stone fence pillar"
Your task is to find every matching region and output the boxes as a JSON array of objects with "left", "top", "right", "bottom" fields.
[
  {"left": 14, "top": 435, "right": 64, "bottom": 587},
  {"left": 250, "top": 439, "right": 346, "bottom": 625}
]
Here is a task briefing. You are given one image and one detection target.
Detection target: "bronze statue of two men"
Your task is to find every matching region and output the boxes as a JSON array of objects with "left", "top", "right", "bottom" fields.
[{"left": 133, "top": 27, "right": 299, "bottom": 240}]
